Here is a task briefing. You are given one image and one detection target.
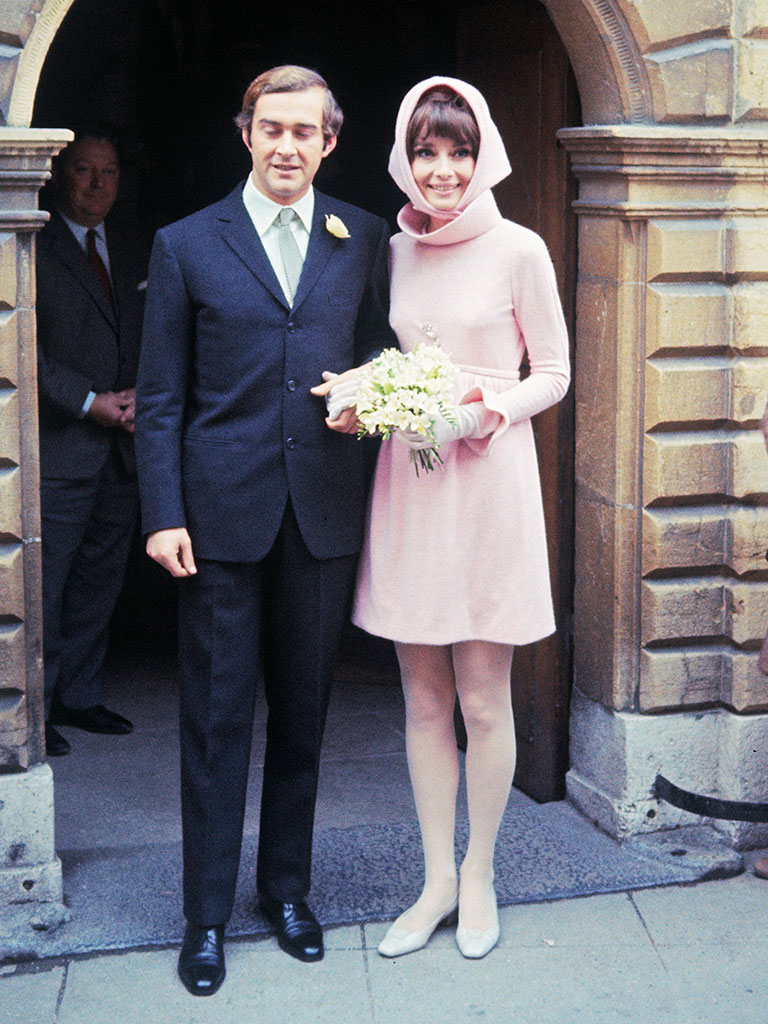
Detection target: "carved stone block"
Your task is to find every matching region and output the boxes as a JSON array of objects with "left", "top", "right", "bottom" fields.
[
  {"left": 645, "top": 356, "right": 768, "bottom": 428},
  {"left": 736, "top": 38, "right": 768, "bottom": 121},
  {"left": 646, "top": 283, "right": 729, "bottom": 355},
  {"left": 0, "top": 389, "right": 20, "bottom": 468},
  {"left": 646, "top": 219, "right": 725, "bottom": 281},
  {"left": 643, "top": 507, "right": 767, "bottom": 577},
  {"left": 642, "top": 577, "right": 768, "bottom": 645},
  {"left": 629, "top": 0, "right": 732, "bottom": 51},
  {"left": 640, "top": 647, "right": 768, "bottom": 713},
  {"left": 0, "top": 233, "right": 17, "bottom": 312},
  {"left": 645, "top": 43, "right": 733, "bottom": 122},
  {"left": 0, "top": 465, "right": 22, "bottom": 539},
  {"left": 0, "top": 311, "right": 19, "bottom": 387},
  {"left": 644, "top": 430, "right": 765, "bottom": 501}
]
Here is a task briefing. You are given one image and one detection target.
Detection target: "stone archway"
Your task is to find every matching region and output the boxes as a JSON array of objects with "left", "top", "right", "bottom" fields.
[
  {"left": 3, "top": 0, "right": 768, "bottom": 953},
  {"left": 3, "top": 0, "right": 75, "bottom": 127}
]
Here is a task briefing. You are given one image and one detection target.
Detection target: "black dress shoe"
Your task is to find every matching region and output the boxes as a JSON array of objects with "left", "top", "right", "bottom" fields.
[
  {"left": 177, "top": 923, "right": 226, "bottom": 996},
  {"left": 258, "top": 895, "right": 324, "bottom": 962},
  {"left": 45, "top": 722, "right": 70, "bottom": 757},
  {"left": 48, "top": 703, "right": 133, "bottom": 735}
]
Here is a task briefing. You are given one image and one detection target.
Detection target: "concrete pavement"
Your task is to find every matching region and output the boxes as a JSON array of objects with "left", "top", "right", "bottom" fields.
[
  {"left": 4, "top": 645, "right": 765, "bottom": 1021},
  {"left": 3, "top": 863, "right": 767, "bottom": 1024}
]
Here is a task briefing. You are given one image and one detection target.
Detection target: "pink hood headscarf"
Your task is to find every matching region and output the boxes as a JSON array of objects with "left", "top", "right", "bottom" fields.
[{"left": 388, "top": 76, "right": 512, "bottom": 246}]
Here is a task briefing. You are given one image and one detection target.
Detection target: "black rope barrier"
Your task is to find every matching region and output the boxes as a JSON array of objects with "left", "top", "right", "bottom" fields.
[{"left": 654, "top": 774, "right": 768, "bottom": 823}]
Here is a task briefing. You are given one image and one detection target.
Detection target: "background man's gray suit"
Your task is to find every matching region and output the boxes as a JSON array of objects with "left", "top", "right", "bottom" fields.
[{"left": 37, "top": 206, "right": 147, "bottom": 728}]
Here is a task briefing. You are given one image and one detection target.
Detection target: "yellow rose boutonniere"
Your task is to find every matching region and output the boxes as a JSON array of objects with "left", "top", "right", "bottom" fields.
[{"left": 325, "top": 214, "right": 351, "bottom": 239}]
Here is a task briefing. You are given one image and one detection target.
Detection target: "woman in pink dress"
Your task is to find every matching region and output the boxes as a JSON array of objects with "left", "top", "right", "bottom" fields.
[{"left": 325, "top": 77, "right": 569, "bottom": 959}]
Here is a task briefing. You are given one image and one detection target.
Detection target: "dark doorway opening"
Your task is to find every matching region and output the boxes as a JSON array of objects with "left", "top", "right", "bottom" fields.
[{"left": 32, "top": 0, "right": 578, "bottom": 799}]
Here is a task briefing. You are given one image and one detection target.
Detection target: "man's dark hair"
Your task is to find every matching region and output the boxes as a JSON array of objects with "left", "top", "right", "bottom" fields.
[
  {"left": 55, "top": 127, "right": 121, "bottom": 169},
  {"left": 234, "top": 65, "right": 343, "bottom": 141}
]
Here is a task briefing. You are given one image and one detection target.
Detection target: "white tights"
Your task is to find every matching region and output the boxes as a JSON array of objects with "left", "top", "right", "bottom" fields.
[{"left": 393, "top": 639, "right": 516, "bottom": 932}]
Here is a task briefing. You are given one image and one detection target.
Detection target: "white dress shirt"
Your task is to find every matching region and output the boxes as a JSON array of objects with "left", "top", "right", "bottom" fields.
[
  {"left": 242, "top": 176, "right": 313, "bottom": 304},
  {"left": 59, "top": 211, "right": 113, "bottom": 277}
]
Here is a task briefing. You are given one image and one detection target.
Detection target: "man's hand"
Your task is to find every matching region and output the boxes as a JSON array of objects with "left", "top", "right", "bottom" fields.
[
  {"left": 311, "top": 366, "right": 368, "bottom": 435},
  {"left": 325, "top": 406, "right": 360, "bottom": 433},
  {"left": 146, "top": 527, "right": 197, "bottom": 577},
  {"left": 116, "top": 387, "right": 136, "bottom": 433},
  {"left": 87, "top": 391, "right": 130, "bottom": 428}
]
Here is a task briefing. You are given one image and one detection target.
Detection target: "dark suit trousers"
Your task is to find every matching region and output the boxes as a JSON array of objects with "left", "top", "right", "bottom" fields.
[
  {"left": 41, "top": 445, "right": 138, "bottom": 712},
  {"left": 178, "top": 500, "right": 357, "bottom": 926}
]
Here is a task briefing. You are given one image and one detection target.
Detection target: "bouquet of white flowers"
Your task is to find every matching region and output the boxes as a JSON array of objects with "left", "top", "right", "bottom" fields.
[{"left": 355, "top": 339, "right": 458, "bottom": 475}]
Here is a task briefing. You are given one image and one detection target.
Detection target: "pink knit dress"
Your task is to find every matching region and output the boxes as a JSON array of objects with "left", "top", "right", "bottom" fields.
[{"left": 352, "top": 78, "right": 570, "bottom": 646}]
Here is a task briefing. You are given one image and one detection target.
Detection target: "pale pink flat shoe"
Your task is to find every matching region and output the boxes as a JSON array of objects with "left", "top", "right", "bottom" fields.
[{"left": 378, "top": 893, "right": 459, "bottom": 957}]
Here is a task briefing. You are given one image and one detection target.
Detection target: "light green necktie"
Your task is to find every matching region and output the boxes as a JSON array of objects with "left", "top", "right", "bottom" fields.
[{"left": 276, "top": 208, "right": 303, "bottom": 303}]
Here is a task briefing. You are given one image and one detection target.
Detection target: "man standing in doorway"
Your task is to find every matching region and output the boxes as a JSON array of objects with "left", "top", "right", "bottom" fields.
[
  {"left": 37, "top": 130, "right": 147, "bottom": 757},
  {"left": 135, "top": 65, "right": 393, "bottom": 995}
]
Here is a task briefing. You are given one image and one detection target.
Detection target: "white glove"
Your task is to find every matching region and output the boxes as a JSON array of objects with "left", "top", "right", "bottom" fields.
[
  {"left": 395, "top": 404, "right": 485, "bottom": 450},
  {"left": 323, "top": 372, "right": 360, "bottom": 422}
]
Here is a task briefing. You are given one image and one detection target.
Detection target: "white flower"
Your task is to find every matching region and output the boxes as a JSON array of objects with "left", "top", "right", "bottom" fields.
[
  {"left": 325, "top": 214, "right": 351, "bottom": 239},
  {"left": 354, "top": 342, "right": 458, "bottom": 475}
]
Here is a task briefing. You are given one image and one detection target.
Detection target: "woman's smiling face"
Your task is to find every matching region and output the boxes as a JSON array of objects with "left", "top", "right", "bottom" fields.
[{"left": 410, "top": 135, "right": 476, "bottom": 213}]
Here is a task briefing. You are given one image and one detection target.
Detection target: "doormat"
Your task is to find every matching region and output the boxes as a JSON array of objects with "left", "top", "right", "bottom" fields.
[{"left": 5, "top": 799, "right": 740, "bottom": 961}]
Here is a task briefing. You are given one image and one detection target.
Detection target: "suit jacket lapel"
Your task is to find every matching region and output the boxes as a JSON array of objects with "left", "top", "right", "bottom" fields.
[
  {"left": 292, "top": 193, "right": 338, "bottom": 311},
  {"left": 50, "top": 213, "right": 118, "bottom": 329},
  {"left": 107, "top": 229, "right": 129, "bottom": 322},
  {"left": 219, "top": 187, "right": 289, "bottom": 310}
]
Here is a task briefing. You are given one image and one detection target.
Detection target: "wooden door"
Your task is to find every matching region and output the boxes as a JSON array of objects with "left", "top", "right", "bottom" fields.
[{"left": 458, "top": 0, "right": 578, "bottom": 801}]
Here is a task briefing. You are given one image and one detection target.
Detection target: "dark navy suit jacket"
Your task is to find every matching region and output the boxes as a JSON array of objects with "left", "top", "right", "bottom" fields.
[
  {"left": 135, "top": 185, "right": 395, "bottom": 562},
  {"left": 36, "top": 211, "right": 148, "bottom": 479}
]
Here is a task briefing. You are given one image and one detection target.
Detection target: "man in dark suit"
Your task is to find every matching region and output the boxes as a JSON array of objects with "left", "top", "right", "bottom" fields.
[
  {"left": 37, "top": 131, "right": 147, "bottom": 758},
  {"left": 135, "top": 65, "right": 394, "bottom": 996}
]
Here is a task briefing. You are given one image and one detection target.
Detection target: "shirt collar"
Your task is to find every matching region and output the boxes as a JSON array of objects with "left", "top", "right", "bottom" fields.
[
  {"left": 58, "top": 210, "right": 107, "bottom": 248},
  {"left": 242, "top": 176, "right": 315, "bottom": 236}
]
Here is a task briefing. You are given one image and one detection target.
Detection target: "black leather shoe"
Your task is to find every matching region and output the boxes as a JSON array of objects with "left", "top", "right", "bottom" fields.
[
  {"left": 45, "top": 722, "right": 70, "bottom": 757},
  {"left": 258, "top": 895, "right": 324, "bottom": 962},
  {"left": 48, "top": 703, "right": 133, "bottom": 735},
  {"left": 177, "top": 923, "right": 226, "bottom": 996}
]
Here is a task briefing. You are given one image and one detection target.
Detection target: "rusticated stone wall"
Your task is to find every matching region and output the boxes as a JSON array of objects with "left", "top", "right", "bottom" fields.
[
  {"left": 0, "top": 128, "right": 69, "bottom": 951},
  {"left": 628, "top": 0, "right": 768, "bottom": 123},
  {"left": 641, "top": 193, "right": 768, "bottom": 713},
  {"left": 560, "top": 123, "right": 768, "bottom": 841},
  {"left": 0, "top": 129, "right": 69, "bottom": 769},
  {"left": 562, "top": 128, "right": 768, "bottom": 712}
]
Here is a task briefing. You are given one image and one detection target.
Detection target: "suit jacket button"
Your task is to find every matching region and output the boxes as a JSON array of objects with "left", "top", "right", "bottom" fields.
[
  {"left": 287, "top": 321, "right": 296, "bottom": 333},
  {"left": 286, "top": 437, "right": 296, "bottom": 450},
  {"left": 286, "top": 380, "right": 297, "bottom": 392}
]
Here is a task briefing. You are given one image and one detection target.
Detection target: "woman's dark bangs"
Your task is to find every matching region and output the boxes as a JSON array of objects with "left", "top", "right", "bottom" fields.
[{"left": 409, "top": 102, "right": 478, "bottom": 156}]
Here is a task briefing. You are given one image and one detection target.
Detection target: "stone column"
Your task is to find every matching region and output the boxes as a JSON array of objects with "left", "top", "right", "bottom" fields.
[
  {"left": 560, "top": 126, "right": 768, "bottom": 847},
  {"left": 0, "top": 126, "right": 71, "bottom": 952}
]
